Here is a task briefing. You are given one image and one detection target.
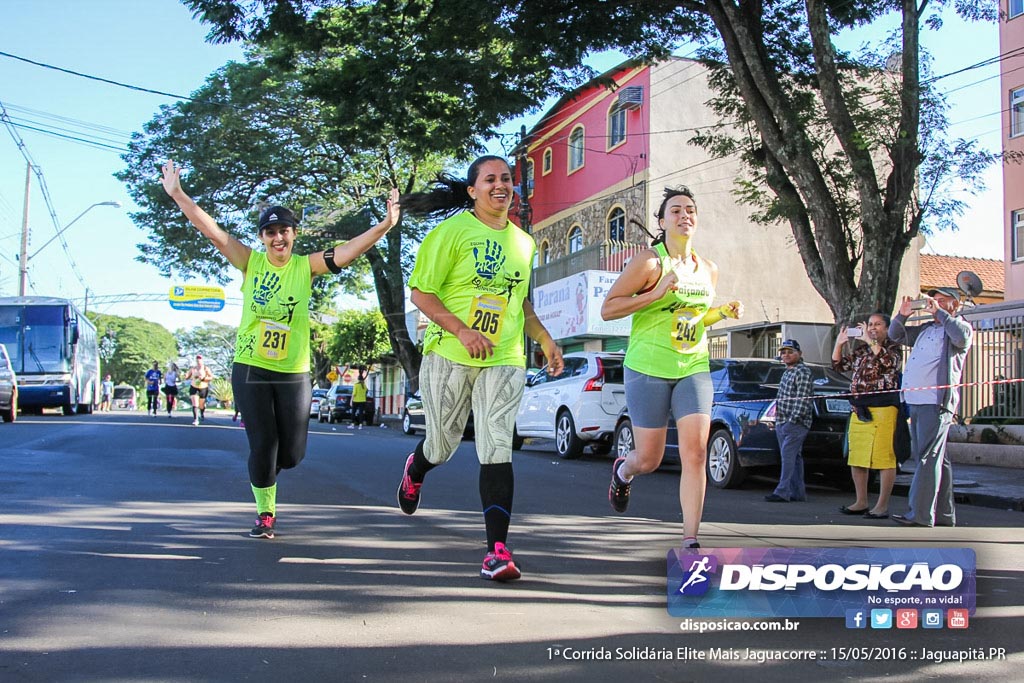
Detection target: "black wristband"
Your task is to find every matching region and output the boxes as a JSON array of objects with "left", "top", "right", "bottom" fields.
[{"left": 323, "top": 247, "right": 342, "bottom": 274}]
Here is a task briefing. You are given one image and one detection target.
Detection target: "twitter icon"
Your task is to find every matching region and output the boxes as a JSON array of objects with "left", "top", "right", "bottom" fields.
[{"left": 870, "top": 609, "right": 893, "bottom": 629}]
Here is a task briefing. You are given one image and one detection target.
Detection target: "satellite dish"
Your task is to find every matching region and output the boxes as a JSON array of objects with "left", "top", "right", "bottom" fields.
[
  {"left": 956, "top": 270, "right": 984, "bottom": 298},
  {"left": 885, "top": 52, "right": 903, "bottom": 73}
]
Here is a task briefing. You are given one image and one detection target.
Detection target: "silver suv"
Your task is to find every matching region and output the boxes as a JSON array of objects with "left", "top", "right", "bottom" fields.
[
  {"left": 514, "top": 352, "right": 626, "bottom": 458},
  {"left": 0, "top": 343, "right": 16, "bottom": 423}
]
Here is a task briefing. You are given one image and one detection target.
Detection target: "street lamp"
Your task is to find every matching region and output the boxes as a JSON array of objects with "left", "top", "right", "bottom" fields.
[{"left": 19, "top": 201, "right": 122, "bottom": 296}]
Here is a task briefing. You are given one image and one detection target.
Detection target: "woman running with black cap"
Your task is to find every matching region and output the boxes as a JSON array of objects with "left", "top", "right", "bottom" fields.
[{"left": 161, "top": 160, "right": 400, "bottom": 539}]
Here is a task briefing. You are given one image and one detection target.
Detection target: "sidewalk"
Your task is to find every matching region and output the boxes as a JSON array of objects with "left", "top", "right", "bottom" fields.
[{"left": 892, "top": 444, "right": 1024, "bottom": 512}]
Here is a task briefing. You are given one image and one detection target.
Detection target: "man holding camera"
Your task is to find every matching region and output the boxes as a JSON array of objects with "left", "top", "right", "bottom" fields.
[{"left": 888, "top": 288, "right": 973, "bottom": 528}]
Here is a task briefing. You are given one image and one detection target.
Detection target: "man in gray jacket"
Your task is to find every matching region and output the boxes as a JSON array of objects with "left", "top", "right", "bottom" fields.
[{"left": 888, "top": 287, "right": 973, "bottom": 528}]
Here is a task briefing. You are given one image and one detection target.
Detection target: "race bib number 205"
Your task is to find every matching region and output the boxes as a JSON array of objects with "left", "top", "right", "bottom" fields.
[{"left": 468, "top": 294, "right": 507, "bottom": 344}]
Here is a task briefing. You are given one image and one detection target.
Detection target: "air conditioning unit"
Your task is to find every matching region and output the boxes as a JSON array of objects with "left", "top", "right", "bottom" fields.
[{"left": 616, "top": 86, "right": 644, "bottom": 109}]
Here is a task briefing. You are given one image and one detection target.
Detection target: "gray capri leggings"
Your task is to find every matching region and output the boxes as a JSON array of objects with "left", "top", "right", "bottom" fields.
[
  {"left": 419, "top": 352, "right": 526, "bottom": 465},
  {"left": 625, "top": 366, "right": 713, "bottom": 428}
]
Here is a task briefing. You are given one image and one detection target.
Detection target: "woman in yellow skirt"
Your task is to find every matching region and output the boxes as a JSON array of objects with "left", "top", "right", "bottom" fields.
[{"left": 831, "top": 313, "right": 903, "bottom": 519}]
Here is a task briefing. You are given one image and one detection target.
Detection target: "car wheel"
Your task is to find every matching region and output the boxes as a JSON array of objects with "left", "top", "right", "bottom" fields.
[
  {"left": 706, "top": 428, "right": 745, "bottom": 489},
  {"left": 554, "top": 410, "right": 584, "bottom": 459},
  {"left": 2, "top": 395, "right": 15, "bottom": 423},
  {"left": 62, "top": 401, "right": 77, "bottom": 416},
  {"left": 614, "top": 419, "right": 634, "bottom": 460},
  {"left": 512, "top": 424, "right": 524, "bottom": 450},
  {"left": 402, "top": 411, "right": 415, "bottom": 435}
]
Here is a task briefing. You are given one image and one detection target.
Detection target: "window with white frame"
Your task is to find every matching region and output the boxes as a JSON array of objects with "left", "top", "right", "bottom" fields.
[
  {"left": 568, "top": 225, "right": 583, "bottom": 253},
  {"left": 608, "top": 104, "right": 626, "bottom": 148},
  {"left": 1012, "top": 87, "right": 1024, "bottom": 137},
  {"left": 608, "top": 207, "right": 625, "bottom": 242},
  {"left": 568, "top": 126, "right": 585, "bottom": 172},
  {"left": 525, "top": 159, "right": 535, "bottom": 197},
  {"left": 1014, "top": 209, "right": 1024, "bottom": 261},
  {"left": 542, "top": 148, "right": 552, "bottom": 175},
  {"left": 1011, "top": 0, "right": 1023, "bottom": 19},
  {"left": 538, "top": 240, "right": 549, "bottom": 265}
]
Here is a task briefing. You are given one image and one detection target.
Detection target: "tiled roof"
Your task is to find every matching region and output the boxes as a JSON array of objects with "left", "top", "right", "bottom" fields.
[{"left": 919, "top": 254, "right": 1004, "bottom": 294}]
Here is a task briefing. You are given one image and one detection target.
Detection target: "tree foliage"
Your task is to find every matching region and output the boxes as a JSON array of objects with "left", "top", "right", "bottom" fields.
[
  {"left": 175, "top": 320, "right": 238, "bottom": 378},
  {"left": 184, "top": 0, "right": 997, "bottom": 324},
  {"left": 324, "top": 309, "right": 392, "bottom": 368},
  {"left": 119, "top": 52, "right": 449, "bottom": 384},
  {"left": 88, "top": 313, "right": 178, "bottom": 387}
]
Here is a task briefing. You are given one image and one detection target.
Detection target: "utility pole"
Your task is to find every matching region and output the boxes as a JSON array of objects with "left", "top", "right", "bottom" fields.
[
  {"left": 18, "top": 162, "right": 31, "bottom": 296},
  {"left": 517, "top": 125, "right": 532, "bottom": 235}
]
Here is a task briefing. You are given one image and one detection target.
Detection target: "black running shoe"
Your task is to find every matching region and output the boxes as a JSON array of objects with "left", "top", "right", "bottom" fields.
[
  {"left": 250, "top": 513, "right": 275, "bottom": 539},
  {"left": 608, "top": 457, "right": 631, "bottom": 513},
  {"left": 397, "top": 453, "right": 422, "bottom": 515}
]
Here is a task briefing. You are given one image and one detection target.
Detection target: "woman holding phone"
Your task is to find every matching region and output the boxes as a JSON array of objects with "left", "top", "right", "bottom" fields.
[{"left": 831, "top": 313, "right": 903, "bottom": 519}]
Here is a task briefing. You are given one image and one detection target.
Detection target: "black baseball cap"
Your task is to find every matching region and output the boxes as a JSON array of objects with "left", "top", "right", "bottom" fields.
[
  {"left": 927, "top": 286, "right": 959, "bottom": 299},
  {"left": 258, "top": 206, "right": 299, "bottom": 231}
]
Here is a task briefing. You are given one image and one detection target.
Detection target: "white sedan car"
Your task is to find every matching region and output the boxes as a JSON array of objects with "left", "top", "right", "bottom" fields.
[{"left": 514, "top": 352, "right": 626, "bottom": 459}]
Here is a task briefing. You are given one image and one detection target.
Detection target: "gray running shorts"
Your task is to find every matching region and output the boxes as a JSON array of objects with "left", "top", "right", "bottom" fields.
[{"left": 624, "top": 367, "right": 713, "bottom": 428}]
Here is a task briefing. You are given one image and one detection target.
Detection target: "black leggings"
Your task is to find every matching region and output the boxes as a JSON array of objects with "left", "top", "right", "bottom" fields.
[{"left": 232, "top": 363, "right": 313, "bottom": 488}]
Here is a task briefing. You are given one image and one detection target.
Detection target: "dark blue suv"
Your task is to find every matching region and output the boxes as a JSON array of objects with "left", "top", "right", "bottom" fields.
[{"left": 612, "top": 358, "right": 852, "bottom": 488}]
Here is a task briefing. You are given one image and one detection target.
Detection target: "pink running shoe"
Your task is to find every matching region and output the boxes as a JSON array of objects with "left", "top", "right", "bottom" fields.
[
  {"left": 480, "top": 542, "right": 521, "bottom": 581},
  {"left": 397, "top": 453, "right": 422, "bottom": 515}
]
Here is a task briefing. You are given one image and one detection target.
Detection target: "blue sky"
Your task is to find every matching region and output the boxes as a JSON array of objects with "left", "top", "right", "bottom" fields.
[{"left": 0, "top": 1, "right": 1008, "bottom": 331}]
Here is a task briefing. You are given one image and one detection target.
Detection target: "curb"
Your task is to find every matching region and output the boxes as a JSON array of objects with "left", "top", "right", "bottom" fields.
[{"left": 890, "top": 476, "right": 1024, "bottom": 513}]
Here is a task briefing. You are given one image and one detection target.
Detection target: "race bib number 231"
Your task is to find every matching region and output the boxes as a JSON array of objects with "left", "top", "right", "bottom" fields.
[{"left": 258, "top": 319, "right": 290, "bottom": 361}]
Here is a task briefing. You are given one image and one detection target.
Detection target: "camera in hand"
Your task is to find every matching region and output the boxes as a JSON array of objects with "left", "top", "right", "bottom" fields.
[
  {"left": 909, "top": 298, "right": 929, "bottom": 310},
  {"left": 846, "top": 327, "right": 863, "bottom": 338}
]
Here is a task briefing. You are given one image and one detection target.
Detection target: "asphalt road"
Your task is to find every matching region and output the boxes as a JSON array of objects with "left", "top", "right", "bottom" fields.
[{"left": 1, "top": 411, "right": 1022, "bottom": 682}]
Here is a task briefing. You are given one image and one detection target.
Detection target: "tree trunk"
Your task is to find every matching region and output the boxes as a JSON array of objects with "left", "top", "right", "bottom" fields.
[{"left": 365, "top": 237, "right": 422, "bottom": 393}]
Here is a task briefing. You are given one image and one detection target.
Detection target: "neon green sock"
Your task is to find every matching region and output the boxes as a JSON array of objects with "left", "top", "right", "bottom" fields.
[{"left": 251, "top": 483, "right": 277, "bottom": 516}]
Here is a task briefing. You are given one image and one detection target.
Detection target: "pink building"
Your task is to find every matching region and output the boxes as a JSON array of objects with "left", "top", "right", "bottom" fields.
[{"left": 1002, "top": 0, "right": 1024, "bottom": 298}]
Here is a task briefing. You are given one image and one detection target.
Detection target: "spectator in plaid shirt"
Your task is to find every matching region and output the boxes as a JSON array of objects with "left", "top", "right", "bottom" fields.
[{"left": 765, "top": 339, "right": 814, "bottom": 502}]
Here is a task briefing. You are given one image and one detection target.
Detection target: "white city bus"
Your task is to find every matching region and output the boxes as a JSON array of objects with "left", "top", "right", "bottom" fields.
[{"left": 0, "top": 296, "right": 100, "bottom": 415}]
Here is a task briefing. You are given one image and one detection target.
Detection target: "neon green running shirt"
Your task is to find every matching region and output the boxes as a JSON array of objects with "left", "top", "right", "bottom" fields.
[
  {"left": 409, "top": 211, "right": 536, "bottom": 368},
  {"left": 624, "top": 243, "right": 715, "bottom": 379},
  {"left": 233, "top": 251, "right": 312, "bottom": 373}
]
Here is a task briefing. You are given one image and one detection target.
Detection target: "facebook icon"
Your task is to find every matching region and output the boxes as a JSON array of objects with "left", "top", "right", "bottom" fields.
[{"left": 845, "top": 609, "right": 867, "bottom": 629}]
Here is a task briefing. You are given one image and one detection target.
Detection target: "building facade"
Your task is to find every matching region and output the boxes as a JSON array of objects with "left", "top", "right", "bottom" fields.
[
  {"left": 1003, "top": 0, "right": 1024, "bottom": 298},
  {"left": 520, "top": 58, "right": 922, "bottom": 363}
]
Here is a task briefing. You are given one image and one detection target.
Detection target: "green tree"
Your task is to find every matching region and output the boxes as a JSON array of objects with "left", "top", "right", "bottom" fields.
[
  {"left": 185, "top": 0, "right": 996, "bottom": 323},
  {"left": 88, "top": 313, "right": 178, "bottom": 387},
  {"left": 324, "top": 309, "right": 392, "bottom": 369},
  {"left": 175, "top": 321, "right": 238, "bottom": 378},
  {"left": 118, "top": 54, "right": 447, "bottom": 388}
]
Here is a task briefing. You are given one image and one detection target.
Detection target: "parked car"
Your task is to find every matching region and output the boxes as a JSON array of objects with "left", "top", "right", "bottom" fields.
[
  {"left": 514, "top": 352, "right": 626, "bottom": 459},
  {"left": 0, "top": 342, "right": 17, "bottom": 422},
  {"left": 310, "top": 387, "right": 328, "bottom": 419},
  {"left": 318, "top": 384, "right": 354, "bottom": 423},
  {"left": 612, "top": 358, "right": 852, "bottom": 488},
  {"left": 111, "top": 385, "right": 137, "bottom": 411},
  {"left": 402, "top": 391, "right": 474, "bottom": 438}
]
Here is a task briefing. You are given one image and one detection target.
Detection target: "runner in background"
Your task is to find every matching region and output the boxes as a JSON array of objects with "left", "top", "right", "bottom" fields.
[
  {"left": 144, "top": 361, "right": 162, "bottom": 416},
  {"left": 184, "top": 354, "right": 214, "bottom": 426},
  {"left": 163, "top": 362, "right": 180, "bottom": 418}
]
